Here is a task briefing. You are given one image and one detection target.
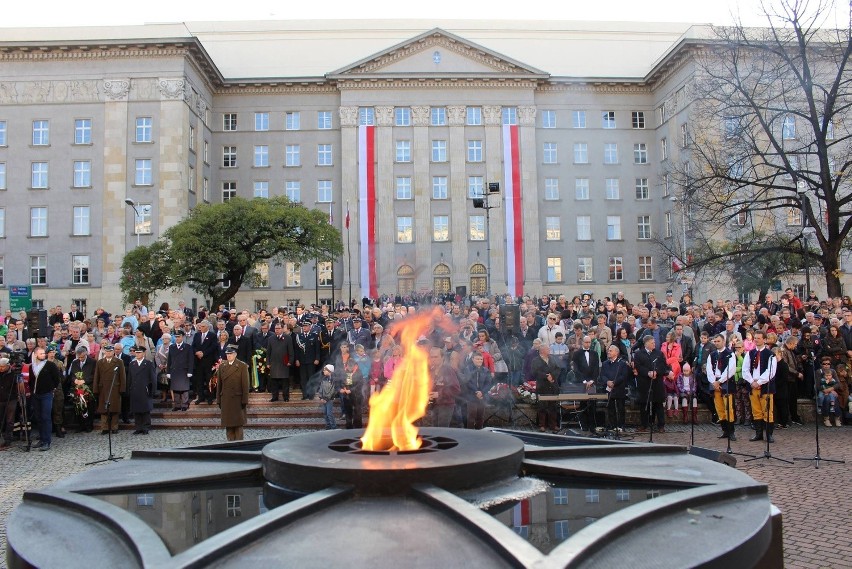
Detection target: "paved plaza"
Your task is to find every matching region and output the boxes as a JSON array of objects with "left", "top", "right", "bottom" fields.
[{"left": 1, "top": 422, "right": 849, "bottom": 568}]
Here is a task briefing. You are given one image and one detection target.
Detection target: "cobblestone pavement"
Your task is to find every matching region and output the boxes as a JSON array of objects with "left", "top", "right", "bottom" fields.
[{"left": 1, "top": 422, "right": 849, "bottom": 568}]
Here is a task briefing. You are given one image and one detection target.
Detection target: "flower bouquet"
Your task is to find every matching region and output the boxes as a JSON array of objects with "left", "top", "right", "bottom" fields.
[
  {"left": 487, "top": 382, "right": 514, "bottom": 405},
  {"left": 209, "top": 358, "right": 223, "bottom": 393},
  {"left": 72, "top": 372, "right": 93, "bottom": 419},
  {"left": 251, "top": 349, "right": 268, "bottom": 390},
  {"left": 516, "top": 380, "right": 538, "bottom": 404}
]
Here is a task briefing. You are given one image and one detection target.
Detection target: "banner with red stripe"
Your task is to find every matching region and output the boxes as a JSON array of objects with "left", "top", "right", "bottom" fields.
[
  {"left": 503, "top": 124, "right": 524, "bottom": 298},
  {"left": 358, "top": 125, "right": 378, "bottom": 300}
]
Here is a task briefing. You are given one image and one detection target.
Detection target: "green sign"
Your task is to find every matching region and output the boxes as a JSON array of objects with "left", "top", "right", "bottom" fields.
[{"left": 9, "top": 285, "right": 32, "bottom": 312}]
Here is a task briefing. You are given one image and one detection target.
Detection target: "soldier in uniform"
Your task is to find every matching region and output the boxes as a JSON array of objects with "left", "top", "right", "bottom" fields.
[
  {"left": 294, "top": 319, "right": 319, "bottom": 400},
  {"left": 318, "top": 318, "right": 345, "bottom": 367},
  {"left": 127, "top": 346, "right": 157, "bottom": 435},
  {"left": 216, "top": 345, "right": 249, "bottom": 441},
  {"left": 168, "top": 329, "right": 194, "bottom": 411},
  {"left": 743, "top": 330, "right": 778, "bottom": 443},
  {"left": 93, "top": 345, "right": 126, "bottom": 434},
  {"left": 706, "top": 334, "right": 737, "bottom": 441}
]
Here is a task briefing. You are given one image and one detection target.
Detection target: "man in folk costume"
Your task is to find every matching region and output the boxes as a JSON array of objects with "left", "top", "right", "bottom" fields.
[
  {"left": 743, "top": 330, "right": 778, "bottom": 443},
  {"left": 127, "top": 346, "right": 157, "bottom": 435},
  {"left": 216, "top": 346, "right": 249, "bottom": 441},
  {"left": 706, "top": 334, "right": 737, "bottom": 441},
  {"left": 93, "top": 345, "right": 126, "bottom": 434}
]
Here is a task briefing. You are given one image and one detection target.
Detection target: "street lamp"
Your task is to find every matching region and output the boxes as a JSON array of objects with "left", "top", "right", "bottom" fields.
[
  {"left": 473, "top": 183, "right": 500, "bottom": 296},
  {"left": 123, "top": 198, "right": 146, "bottom": 247}
]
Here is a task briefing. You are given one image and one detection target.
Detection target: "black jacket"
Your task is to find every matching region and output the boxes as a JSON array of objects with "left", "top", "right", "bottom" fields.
[{"left": 633, "top": 348, "right": 670, "bottom": 403}]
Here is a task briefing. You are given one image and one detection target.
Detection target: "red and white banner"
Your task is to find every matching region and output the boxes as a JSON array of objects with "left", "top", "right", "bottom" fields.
[
  {"left": 358, "top": 125, "right": 378, "bottom": 300},
  {"left": 503, "top": 124, "right": 524, "bottom": 298}
]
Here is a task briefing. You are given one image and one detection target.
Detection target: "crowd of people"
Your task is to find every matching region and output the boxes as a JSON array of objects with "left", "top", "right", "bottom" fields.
[{"left": 1, "top": 286, "right": 851, "bottom": 449}]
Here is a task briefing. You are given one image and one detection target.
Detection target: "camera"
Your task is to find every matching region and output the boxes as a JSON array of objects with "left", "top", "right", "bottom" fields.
[{"left": 7, "top": 349, "right": 27, "bottom": 369}]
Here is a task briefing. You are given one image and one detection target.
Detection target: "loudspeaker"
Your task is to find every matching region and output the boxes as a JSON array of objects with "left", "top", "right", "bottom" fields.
[
  {"left": 688, "top": 445, "right": 737, "bottom": 467},
  {"left": 27, "top": 309, "right": 48, "bottom": 339},
  {"left": 499, "top": 304, "right": 521, "bottom": 335},
  {"left": 456, "top": 286, "right": 467, "bottom": 298}
]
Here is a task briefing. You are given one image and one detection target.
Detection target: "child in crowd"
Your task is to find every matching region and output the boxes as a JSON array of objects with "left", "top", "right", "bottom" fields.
[
  {"left": 818, "top": 368, "right": 840, "bottom": 427},
  {"left": 664, "top": 369, "right": 679, "bottom": 418},
  {"left": 677, "top": 363, "right": 698, "bottom": 424}
]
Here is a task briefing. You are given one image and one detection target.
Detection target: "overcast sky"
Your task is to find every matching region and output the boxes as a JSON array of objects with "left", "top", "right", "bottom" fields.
[{"left": 1, "top": 0, "right": 848, "bottom": 28}]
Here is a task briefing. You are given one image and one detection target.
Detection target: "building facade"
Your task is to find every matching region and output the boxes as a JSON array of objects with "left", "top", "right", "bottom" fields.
[{"left": 0, "top": 20, "right": 845, "bottom": 313}]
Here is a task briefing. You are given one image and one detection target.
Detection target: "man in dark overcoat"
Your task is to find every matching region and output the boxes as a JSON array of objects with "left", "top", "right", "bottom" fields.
[
  {"left": 633, "top": 335, "right": 671, "bottom": 433},
  {"left": 93, "top": 345, "right": 126, "bottom": 433},
  {"left": 216, "top": 346, "right": 249, "bottom": 441},
  {"left": 168, "top": 329, "right": 194, "bottom": 411},
  {"left": 127, "top": 346, "right": 157, "bottom": 434}
]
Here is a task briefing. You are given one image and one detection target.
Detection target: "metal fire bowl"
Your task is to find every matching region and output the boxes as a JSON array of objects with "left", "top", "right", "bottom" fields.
[{"left": 262, "top": 427, "right": 524, "bottom": 495}]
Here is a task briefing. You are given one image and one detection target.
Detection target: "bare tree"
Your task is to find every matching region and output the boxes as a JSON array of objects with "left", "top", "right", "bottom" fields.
[{"left": 673, "top": 0, "right": 852, "bottom": 296}]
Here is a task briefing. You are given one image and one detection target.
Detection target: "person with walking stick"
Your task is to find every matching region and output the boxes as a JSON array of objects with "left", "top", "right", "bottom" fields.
[
  {"left": 707, "top": 334, "right": 737, "bottom": 441},
  {"left": 633, "top": 336, "right": 669, "bottom": 434},
  {"left": 743, "top": 330, "right": 777, "bottom": 443},
  {"left": 601, "top": 344, "right": 629, "bottom": 433}
]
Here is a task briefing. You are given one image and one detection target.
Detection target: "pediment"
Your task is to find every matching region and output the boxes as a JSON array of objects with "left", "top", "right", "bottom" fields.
[{"left": 328, "top": 28, "right": 548, "bottom": 79}]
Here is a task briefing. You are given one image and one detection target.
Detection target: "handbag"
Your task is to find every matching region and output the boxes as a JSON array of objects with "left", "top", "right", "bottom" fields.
[{"left": 157, "top": 371, "right": 170, "bottom": 387}]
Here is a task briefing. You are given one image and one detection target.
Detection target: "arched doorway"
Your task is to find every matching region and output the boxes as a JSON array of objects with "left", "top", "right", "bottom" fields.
[
  {"left": 397, "top": 265, "right": 414, "bottom": 295},
  {"left": 433, "top": 263, "right": 451, "bottom": 295},
  {"left": 470, "top": 263, "right": 487, "bottom": 296}
]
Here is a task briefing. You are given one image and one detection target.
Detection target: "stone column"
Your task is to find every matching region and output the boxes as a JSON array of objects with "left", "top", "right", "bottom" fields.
[
  {"left": 518, "top": 105, "right": 542, "bottom": 295},
  {"left": 339, "top": 106, "right": 359, "bottom": 303},
  {"left": 101, "top": 78, "right": 131, "bottom": 308},
  {"left": 158, "top": 78, "right": 190, "bottom": 231},
  {"left": 483, "top": 105, "right": 505, "bottom": 294},
  {"left": 411, "top": 105, "right": 431, "bottom": 291},
  {"left": 447, "top": 105, "right": 467, "bottom": 289},
  {"left": 374, "top": 106, "right": 395, "bottom": 294}
]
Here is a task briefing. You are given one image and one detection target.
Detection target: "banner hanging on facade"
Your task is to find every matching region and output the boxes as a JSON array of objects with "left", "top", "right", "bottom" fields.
[
  {"left": 358, "top": 124, "right": 378, "bottom": 299},
  {"left": 503, "top": 124, "right": 525, "bottom": 298}
]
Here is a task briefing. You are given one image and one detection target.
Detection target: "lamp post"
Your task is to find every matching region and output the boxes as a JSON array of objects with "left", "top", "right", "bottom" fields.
[
  {"left": 473, "top": 183, "right": 500, "bottom": 296},
  {"left": 123, "top": 198, "right": 142, "bottom": 247},
  {"left": 798, "top": 188, "right": 812, "bottom": 297}
]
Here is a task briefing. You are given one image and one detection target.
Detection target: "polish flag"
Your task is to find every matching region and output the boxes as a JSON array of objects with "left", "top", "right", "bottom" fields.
[
  {"left": 672, "top": 257, "right": 684, "bottom": 272},
  {"left": 345, "top": 202, "right": 350, "bottom": 229},
  {"left": 503, "top": 124, "right": 525, "bottom": 297},
  {"left": 358, "top": 125, "right": 378, "bottom": 299}
]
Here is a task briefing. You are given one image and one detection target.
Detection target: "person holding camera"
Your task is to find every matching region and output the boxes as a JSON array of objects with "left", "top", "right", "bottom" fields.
[{"left": 0, "top": 357, "right": 19, "bottom": 448}]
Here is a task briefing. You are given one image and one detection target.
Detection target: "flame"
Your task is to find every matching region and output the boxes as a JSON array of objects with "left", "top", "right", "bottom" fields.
[{"left": 360, "top": 308, "right": 441, "bottom": 452}]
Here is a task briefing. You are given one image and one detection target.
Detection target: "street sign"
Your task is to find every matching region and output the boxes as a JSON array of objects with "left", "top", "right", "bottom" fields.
[{"left": 9, "top": 285, "right": 32, "bottom": 312}]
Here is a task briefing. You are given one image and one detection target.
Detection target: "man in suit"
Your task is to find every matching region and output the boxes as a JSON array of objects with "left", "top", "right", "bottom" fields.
[
  {"left": 673, "top": 323, "right": 695, "bottom": 366},
  {"left": 168, "top": 329, "right": 194, "bottom": 411},
  {"left": 191, "top": 321, "right": 218, "bottom": 406},
  {"left": 67, "top": 303, "right": 85, "bottom": 322},
  {"left": 12, "top": 320, "right": 30, "bottom": 343},
  {"left": 633, "top": 335, "right": 671, "bottom": 433},
  {"left": 127, "top": 346, "right": 157, "bottom": 435},
  {"left": 217, "top": 345, "right": 250, "bottom": 440},
  {"left": 572, "top": 335, "right": 601, "bottom": 430},
  {"left": 237, "top": 314, "right": 258, "bottom": 351},
  {"left": 267, "top": 322, "right": 295, "bottom": 401},
  {"left": 294, "top": 319, "right": 319, "bottom": 400},
  {"left": 253, "top": 321, "right": 273, "bottom": 392},
  {"left": 93, "top": 345, "right": 126, "bottom": 434},
  {"left": 530, "top": 344, "right": 563, "bottom": 433},
  {"left": 601, "top": 344, "right": 630, "bottom": 431},
  {"left": 230, "top": 325, "right": 254, "bottom": 368},
  {"left": 178, "top": 300, "right": 195, "bottom": 319},
  {"left": 66, "top": 345, "right": 96, "bottom": 432}
]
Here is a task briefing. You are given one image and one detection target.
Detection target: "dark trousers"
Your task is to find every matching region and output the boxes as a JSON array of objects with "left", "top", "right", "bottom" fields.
[
  {"left": 133, "top": 411, "right": 151, "bottom": 432},
  {"left": 2, "top": 399, "right": 17, "bottom": 442},
  {"left": 195, "top": 359, "right": 215, "bottom": 403},
  {"left": 607, "top": 397, "right": 626, "bottom": 429},
  {"left": 537, "top": 404, "right": 559, "bottom": 431},
  {"left": 33, "top": 392, "right": 53, "bottom": 445},
  {"left": 467, "top": 399, "right": 486, "bottom": 429},
  {"left": 298, "top": 363, "right": 315, "bottom": 398},
  {"left": 775, "top": 381, "right": 790, "bottom": 426},
  {"left": 120, "top": 393, "right": 130, "bottom": 422},
  {"left": 639, "top": 400, "right": 664, "bottom": 428},
  {"left": 268, "top": 377, "right": 290, "bottom": 401},
  {"left": 787, "top": 380, "right": 801, "bottom": 421},
  {"left": 341, "top": 395, "right": 363, "bottom": 429}
]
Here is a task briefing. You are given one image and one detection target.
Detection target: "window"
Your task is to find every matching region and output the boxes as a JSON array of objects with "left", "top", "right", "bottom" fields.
[
  {"left": 72, "top": 255, "right": 89, "bottom": 285},
  {"left": 433, "top": 215, "right": 449, "bottom": 242},
  {"left": 70, "top": 160, "right": 91, "bottom": 188},
  {"left": 607, "top": 216, "right": 622, "bottom": 240},
  {"left": 467, "top": 140, "right": 483, "bottom": 162},
  {"left": 468, "top": 176, "right": 484, "bottom": 199},
  {"left": 637, "top": 215, "right": 651, "bottom": 239},
  {"left": 547, "top": 257, "right": 562, "bottom": 282},
  {"left": 226, "top": 495, "right": 242, "bottom": 518},
  {"left": 73, "top": 206, "right": 90, "bottom": 235},
  {"left": 431, "top": 140, "right": 447, "bottom": 162},
  {"left": 134, "top": 117, "right": 152, "bottom": 143},
  {"left": 32, "top": 162, "right": 48, "bottom": 188},
  {"left": 135, "top": 159, "right": 152, "bottom": 185},
  {"left": 285, "top": 144, "right": 301, "bottom": 167},
  {"left": 317, "top": 261, "right": 333, "bottom": 287},
  {"left": 432, "top": 176, "right": 448, "bottom": 200},
  {"left": 0, "top": 120, "right": 6, "bottom": 145},
  {"left": 397, "top": 216, "right": 413, "bottom": 243},
  {"left": 544, "top": 178, "right": 559, "bottom": 200},
  {"left": 663, "top": 174, "right": 671, "bottom": 197},
  {"left": 638, "top": 256, "right": 654, "bottom": 280},
  {"left": 255, "top": 112, "right": 269, "bottom": 131},
  {"left": 203, "top": 141, "right": 209, "bottom": 163},
  {"left": 635, "top": 178, "right": 650, "bottom": 200},
  {"left": 203, "top": 178, "right": 209, "bottom": 202},
  {"left": 602, "top": 111, "right": 616, "bottom": 129},
  {"left": 553, "top": 488, "right": 568, "bottom": 505},
  {"left": 31, "top": 207, "right": 48, "bottom": 237},
  {"left": 278, "top": 111, "right": 298, "bottom": 131},
  {"left": 134, "top": 203, "right": 152, "bottom": 234},
  {"left": 824, "top": 117, "right": 835, "bottom": 140},
  {"left": 681, "top": 123, "right": 690, "bottom": 147},
  {"left": 0, "top": 208, "right": 4, "bottom": 237},
  {"left": 358, "top": 107, "right": 374, "bottom": 126},
  {"left": 223, "top": 146, "right": 237, "bottom": 168},
  {"left": 782, "top": 114, "right": 796, "bottom": 139},
  {"left": 253, "top": 145, "right": 269, "bottom": 167},
  {"left": 285, "top": 181, "right": 301, "bottom": 202},
  {"left": 469, "top": 215, "right": 485, "bottom": 241},
  {"left": 74, "top": 119, "right": 92, "bottom": 144},
  {"left": 318, "top": 111, "right": 332, "bottom": 130},
  {"left": 254, "top": 181, "right": 269, "bottom": 198},
  {"left": 576, "top": 216, "right": 591, "bottom": 241},
  {"left": 317, "top": 180, "right": 333, "bottom": 203},
  {"left": 395, "top": 140, "right": 411, "bottom": 162},
  {"left": 502, "top": 107, "right": 517, "bottom": 125},
  {"left": 396, "top": 177, "right": 412, "bottom": 200},
  {"left": 787, "top": 204, "right": 802, "bottom": 226},
  {"left": 609, "top": 257, "right": 624, "bottom": 281},
  {"left": 431, "top": 107, "right": 446, "bottom": 126},
  {"left": 647, "top": 490, "right": 662, "bottom": 500},
  {"left": 542, "top": 110, "right": 556, "bottom": 128},
  {"left": 573, "top": 143, "right": 588, "bottom": 164},
  {"left": 571, "top": 111, "right": 586, "bottom": 128},
  {"left": 578, "top": 257, "right": 593, "bottom": 282},
  {"left": 188, "top": 125, "right": 195, "bottom": 151},
  {"left": 633, "top": 143, "right": 648, "bottom": 164},
  {"left": 545, "top": 216, "right": 561, "bottom": 240},
  {"left": 605, "top": 178, "right": 620, "bottom": 200},
  {"left": 32, "top": 120, "right": 49, "bottom": 145},
  {"left": 395, "top": 107, "right": 411, "bottom": 127},
  {"left": 575, "top": 178, "right": 589, "bottom": 200},
  {"left": 616, "top": 489, "right": 631, "bottom": 502},
  {"left": 285, "top": 263, "right": 301, "bottom": 287},
  {"left": 223, "top": 113, "right": 237, "bottom": 131},
  {"left": 733, "top": 211, "right": 748, "bottom": 226},
  {"left": 604, "top": 143, "right": 619, "bottom": 164},
  {"left": 0, "top": 162, "right": 4, "bottom": 190},
  {"left": 632, "top": 111, "right": 645, "bottom": 129},
  {"left": 585, "top": 489, "right": 600, "bottom": 503},
  {"left": 466, "top": 106, "right": 482, "bottom": 126},
  {"left": 317, "top": 144, "right": 332, "bottom": 166},
  {"left": 30, "top": 256, "right": 46, "bottom": 285},
  {"left": 543, "top": 142, "right": 558, "bottom": 164},
  {"left": 433, "top": 263, "right": 451, "bottom": 294},
  {"left": 222, "top": 181, "right": 236, "bottom": 201},
  {"left": 665, "top": 212, "right": 672, "bottom": 237},
  {"left": 723, "top": 116, "right": 740, "bottom": 138},
  {"left": 252, "top": 262, "right": 270, "bottom": 288},
  {"left": 660, "top": 138, "right": 668, "bottom": 160}
]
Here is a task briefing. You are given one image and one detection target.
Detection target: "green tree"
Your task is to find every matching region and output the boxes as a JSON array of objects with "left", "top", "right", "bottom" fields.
[{"left": 120, "top": 197, "right": 342, "bottom": 308}]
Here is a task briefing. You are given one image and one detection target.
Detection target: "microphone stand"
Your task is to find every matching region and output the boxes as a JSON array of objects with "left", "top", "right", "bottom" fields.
[
  {"left": 724, "top": 390, "right": 755, "bottom": 459},
  {"left": 793, "top": 385, "right": 845, "bottom": 469},
  {"left": 86, "top": 367, "right": 124, "bottom": 465},
  {"left": 744, "top": 389, "right": 791, "bottom": 464},
  {"left": 647, "top": 357, "right": 657, "bottom": 443}
]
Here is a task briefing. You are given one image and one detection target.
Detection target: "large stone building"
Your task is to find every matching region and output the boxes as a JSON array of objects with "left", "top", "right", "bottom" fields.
[{"left": 0, "top": 20, "right": 845, "bottom": 313}]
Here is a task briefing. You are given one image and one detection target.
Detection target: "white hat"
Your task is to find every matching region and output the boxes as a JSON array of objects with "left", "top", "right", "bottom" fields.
[
  {"left": 324, "top": 364, "right": 334, "bottom": 373},
  {"left": 0, "top": 357, "right": 9, "bottom": 366}
]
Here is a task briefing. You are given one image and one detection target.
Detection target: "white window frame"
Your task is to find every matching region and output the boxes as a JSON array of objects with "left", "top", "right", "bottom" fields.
[
  {"left": 543, "top": 142, "right": 558, "bottom": 164},
  {"left": 433, "top": 215, "right": 449, "bottom": 242},
  {"left": 468, "top": 215, "right": 485, "bottom": 241},
  {"left": 135, "top": 159, "right": 153, "bottom": 186},
  {"left": 571, "top": 111, "right": 586, "bottom": 128},
  {"left": 638, "top": 256, "right": 654, "bottom": 281},
  {"left": 317, "top": 144, "right": 333, "bottom": 166},
  {"left": 253, "top": 145, "right": 269, "bottom": 168},
  {"left": 466, "top": 107, "right": 482, "bottom": 126},
  {"left": 135, "top": 117, "right": 152, "bottom": 143},
  {"left": 317, "top": 111, "right": 332, "bottom": 130},
  {"left": 223, "top": 113, "right": 237, "bottom": 131},
  {"left": 573, "top": 143, "right": 588, "bottom": 164},
  {"left": 467, "top": 140, "right": 483, "bottom": 162},
  {"left": 542, "top": 110, "right": 556, "bottom": 128},
  {"left": 637, "top": 215, "right": 652, "bottom": 240},
  {"left": 33, "top": 119, "right": 50, "bottom": 145},
  {"left": 578, "top": 257, "right": 593, "bottom": 282},
  {"left": 502, "top": 107, "right": 518, "bottom": 125},
  {"left": 602, "top": 111, "right": 616, "bottom": 129},
  {"left": 255, "top": 112, "right": 269, "bottom": 132},
  {"left": 545, "top": 216, "right": 561, "bottom": 240},
  {"left": 604, "top": 143, "right": 619, "bottom": 164},
  {"left": 546, "top": 257, "right": 562, "bottom": 282},
  {"left": 432, "top": 176, "right": 448, "bottom": 200},
  {"left": 609, "top": 257, "right": 624, "bottom": 281},
  {"left": 431, "top": 140, "right": 447, "bottom": 162},
  {"left": 358, "top": 107, "right": 374, "bottom": 126},
  {"left": 73, "top": 206, "right": 90, "bottom": 236},
  {"left": 605, "top": 178, "right": 620, "bottom": 200},
  {"left": 634, "top": 143, "right": 648, "bottom": 164},
  {"left": 285, "top": 181, "right": 301, "bottom": 203},
  {"left": 285, "top": 144, "right": 301, "bottom": 167},
  {"left": 72, "top": 255, "right": 90, "bottom": 285},
  {"left": 134, "top": 203, "right": 152, "bottom": 235},
  {"left": 31, "top": 162, "right": 48, "bottom": 188},
  {"left": 576, "top": 215, "right": 591, "bottom": 241},
  {"left": 223, "top": 146, "right": 237, "bottom": 168},
  {"left": 253, "top": 181, "right": 269, "bottom": 198},
  {"left": 397, "top": 216, "right": 414, "bottom": 243},
  {"left": 631, "top": 111, "right": 645, "bottom": 129},
  {"left": 285, "top": 263, "right": 301, "bottom": 288},
  {"left": 74, "top": 119, "right": 92, "bottom": 144},
  {"left": 468, "top": 176, "right": 484, "bottom": 199},
  {"left": 395, "top": 107, "right": 411, "bottom": 127},
  {"left": 430, "top": 107, "right": 447, "bottom": 126},
  {"left": 30, "top": 207, "right": 48, "bottom": 237},
  {"left": 395, "top": 140, "right": 411, "bottom": 163},
  {"left": 317, "top": 180, "right": 333, "bottom": 203},
  {"left": 575, "top": 178, "right": 589, "bottom": 200},
  {"left": 607, "top": 216, "right": 622, "bottom": 240},
  {"left": 73, "top": 160, "right": 91, "bottom": 188},
  {"left": 635, "top": 178, "right": 650, "bottom": 200},
  {"left": 30, "top": 255, "right": 47, "bottom": 285},
  {"left": 286, "top": 112, "right": 301, "bottom": 131},
  {"left": 222, "top": 181, "right": 236, "bottom": 201},
  {"left": 782, "top": 115, "right": 796, "bottom": 140},
  {"left": 544, "top": 178, "right": 559, "bottom": 201},
  {"left": 396, "top": 177, "right": 412, "bottom": 200}
]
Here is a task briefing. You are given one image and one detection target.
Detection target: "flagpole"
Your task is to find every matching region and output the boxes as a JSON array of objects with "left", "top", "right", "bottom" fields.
[{"left": 346, "top": 200, "right": 352, "bottom": 308}]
